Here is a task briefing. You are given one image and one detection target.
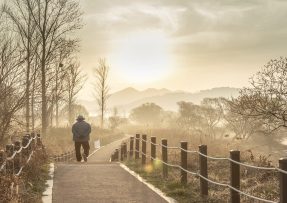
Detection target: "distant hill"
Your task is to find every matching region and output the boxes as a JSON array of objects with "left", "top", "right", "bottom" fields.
[{"left": 78, "top": 87, "right": 240, "bottom": 116}]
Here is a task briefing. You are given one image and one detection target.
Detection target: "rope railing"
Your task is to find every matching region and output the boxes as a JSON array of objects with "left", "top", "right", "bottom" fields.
[
  {"left": 5, "top": 136, "right": 36, "bottom": 161},
  {"left": 111, "top": 134, "right": 287, "bottom": 203},
  {"left": 136, "top": 146, "right": 277, "bottom": 203},
  {"left": 0, "top": 133, "right": 45, "bottom": 200},
  {"left": 15, "top": 150, "right": 34, "bottom": 176},
  {"left": 0, "top": 134, "right": 41, "bottom": 174},
  {"left": 149, "top": 137, "right": 287, "bottom": 175}
]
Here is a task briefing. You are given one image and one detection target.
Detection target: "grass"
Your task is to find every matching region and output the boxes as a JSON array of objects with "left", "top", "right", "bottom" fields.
[{"left": 19, "top": 151, "right": 50, "bottom": 202}]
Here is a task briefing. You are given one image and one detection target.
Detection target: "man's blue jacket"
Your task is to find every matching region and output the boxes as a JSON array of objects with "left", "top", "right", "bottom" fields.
[{"left": 72, "top": 120, "right": 91, "bottom": 142}]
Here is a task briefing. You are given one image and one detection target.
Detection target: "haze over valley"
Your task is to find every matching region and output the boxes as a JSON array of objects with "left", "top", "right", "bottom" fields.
[{"left": 79, "top": 86, "right": 239, "bottom": 115}]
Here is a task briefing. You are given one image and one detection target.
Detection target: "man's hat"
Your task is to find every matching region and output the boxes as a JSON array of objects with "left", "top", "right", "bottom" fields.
[{"left": 76, "top": 115, "right": 85, "bottom": 121}]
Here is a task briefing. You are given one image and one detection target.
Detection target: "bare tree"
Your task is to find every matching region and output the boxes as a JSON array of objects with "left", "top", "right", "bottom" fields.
[
  {"left": 47, "top": 39, "right": 78, "bottom": 127},
  {"left": 0, "top": 36, "right": 26, "bottom": 141},
  {"left": 23, "top": 0, "right": 82, "bottom": 135},
  {"left": 94, "top": 58, "right": 109, "bottom": 128},
  {"left": 231, "top": 57, "right": 287, "bottom": 132},
  {"left": 3, "top": 0, "right": 39, "bottom": 132},
  {"left": 64, "top": 60, "right": 85, "bottom": 125}
]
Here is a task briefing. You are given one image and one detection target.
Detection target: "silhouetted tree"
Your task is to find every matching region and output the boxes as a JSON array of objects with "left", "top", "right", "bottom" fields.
[
  {"left": 3, "top": 0, "right": 39, "bottom": 132},
  {"left": 64, "top": 60, "right": 85, "bottom": 125},
  {"left": 94, "top": 58, "right": 109, "bottom": 128},
  {"left": 177, "top": 101, "right": 203, "bottom": 133},
  {"left": 231, "top": 57, "right": 287, "bottom": 132},
  {"left": 23, "top": 0, "right": 82, "bottom": 135},
  {"left": 200, "top": 98, "right": 223, "bottom": 138},
  {"left": 130, "top": 103, "right": 163, "bottom": 125},
  {"left": 0, "top": 37, "right": 25, "bottom": 141}
]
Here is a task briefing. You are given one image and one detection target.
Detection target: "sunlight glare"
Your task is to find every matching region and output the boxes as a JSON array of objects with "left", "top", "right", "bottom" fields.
[{"left": 113, "top": 31, "right": 172, "bottom": 84}]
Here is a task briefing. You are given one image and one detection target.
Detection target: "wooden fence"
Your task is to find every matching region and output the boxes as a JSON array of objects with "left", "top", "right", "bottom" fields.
[
  {"left": 0, "top": 133, "right": 45, "bottom": 198},
  {"left": 53, "top": 149, "right": 75, "bottom": 162},
  {"left": 111, "top": 134, "right": 287, "bottom": 203}
]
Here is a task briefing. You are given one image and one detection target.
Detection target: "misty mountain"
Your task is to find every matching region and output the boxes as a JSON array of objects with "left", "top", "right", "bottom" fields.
[
  {"left": 108, "top": 87, "right": 171, "bottom": 107},
  {"left": 78, "top": 87, "right": 240, "bottom": 116}
]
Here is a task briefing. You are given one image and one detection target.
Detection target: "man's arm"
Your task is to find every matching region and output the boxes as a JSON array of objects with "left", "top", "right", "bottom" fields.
[{"left": 88, "top": 124, "right": 91, "bottom": 134}]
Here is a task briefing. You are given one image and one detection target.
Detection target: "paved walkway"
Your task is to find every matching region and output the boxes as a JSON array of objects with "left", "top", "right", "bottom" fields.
[{"left": 52, "top": 137, "right": 168, "bottom": 203}]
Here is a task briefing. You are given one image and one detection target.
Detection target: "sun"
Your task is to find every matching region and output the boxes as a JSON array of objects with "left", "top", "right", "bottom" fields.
[{"left": 112, "top": 31, "right": 172, "bottom": 84}]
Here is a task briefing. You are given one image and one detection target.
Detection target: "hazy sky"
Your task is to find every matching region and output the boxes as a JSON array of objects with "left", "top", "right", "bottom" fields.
[{"left": 78, "top": 0, "right": 287, "bottom": 100}]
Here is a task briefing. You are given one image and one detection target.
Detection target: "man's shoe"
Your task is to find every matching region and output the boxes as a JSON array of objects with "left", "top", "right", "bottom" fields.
[{"left": 82, "top": 153, "right": 87, "bottom": 162}]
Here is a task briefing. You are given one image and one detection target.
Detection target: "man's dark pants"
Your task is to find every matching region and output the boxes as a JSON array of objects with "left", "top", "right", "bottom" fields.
[{"left": 74, "top": 141, "right": 90, "bottom": 162}]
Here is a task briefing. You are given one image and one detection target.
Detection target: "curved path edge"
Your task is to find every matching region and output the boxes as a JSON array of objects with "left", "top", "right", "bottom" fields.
[{"left": 119, "top": 163, "right": 177, "bottom": 203}]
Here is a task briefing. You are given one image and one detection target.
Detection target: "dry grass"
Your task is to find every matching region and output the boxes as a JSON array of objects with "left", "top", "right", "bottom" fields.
[{"left": 123, "top": 128, "right": 280, "bottom": 203}]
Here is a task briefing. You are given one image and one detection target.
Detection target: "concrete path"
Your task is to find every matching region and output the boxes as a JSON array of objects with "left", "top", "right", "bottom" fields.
[{"left": 52, "top": 137, "right": 168, "bottom": 203}]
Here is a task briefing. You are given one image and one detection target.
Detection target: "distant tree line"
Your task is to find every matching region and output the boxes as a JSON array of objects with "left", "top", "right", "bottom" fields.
[
  {"left": 128, "top": 57, "right": 287, "bottom": 147},
  {"left": 0, "top": 0, "right": 85, "bottom": 141}
]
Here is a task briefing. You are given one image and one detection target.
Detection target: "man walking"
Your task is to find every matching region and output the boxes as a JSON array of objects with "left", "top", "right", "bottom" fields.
[{"left": 72, "top": 115, "right": 91, "bottom": 162}]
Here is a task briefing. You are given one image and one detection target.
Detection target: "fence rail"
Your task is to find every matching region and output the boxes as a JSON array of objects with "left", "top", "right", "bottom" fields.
[
  {"left": 52, "top": 149, "right": 75, "bottom": 162},
  {"left": 111, "top": 134, "right": 287, "bottom": 203}
]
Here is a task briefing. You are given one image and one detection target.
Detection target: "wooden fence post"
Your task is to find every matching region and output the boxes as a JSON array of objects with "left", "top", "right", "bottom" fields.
[
  {"left": 135, "top": 134, "right": 140, "bottom": 159},
  {"left": 151, "top": 137, "right": 156, "bottom": 163},
  {"left": 22, "top": 135, "right": 29, "bottom": 156},
  {"left": 162, "top": 139, "right": 168, "bottom": 179},
  {"left": 0, "top": 150, "right": 5, "bottom": 173},
  {"left": 66, "top": 153, "right": 69, "bottom": 162},
  {"left": 36, "top": 134, "right": 42, "bottom": 147},
  {"left": 129, "top": 137, "right": 134, "bottom": 158},
  {"left": 25, "top": 134, "right": 32, "bottom": 153},
  {"left": 111, "top": 152, "right": 115, "bottom": 161},
  {"left": 124, "top": 142, "right": 127, "bottom": 159},
  {"left": 31, "top": 133, "right": 36, "bottom": 150},
  {"left": 199, "top": 145, "right": 208, "bottom": 197},
  {"left": 69, "top": 151, "right": 73, "bottom": 160},
  {"left": 120, "top": 144, "right": 124, "bottom": 161},
  {"left": 279, "top": 158, "right": 287, "bottom": 203},
  {"left": 6, "top": 144, "right": 14, "bottom": 174},
  {"left": 142, "top": 134, "right": 147, "bottom": 165},
  {"left": 230, "top": 150, "right": 240, "bottom": 203},
  {"left": 115, "top": 149, "right": 119, "bottom": 161},
  {"left": 181, "top": 141, "right": 188, "bottom": 184},
  {"left": 14, "top": 141, "right": 21, "bottom": 173}
]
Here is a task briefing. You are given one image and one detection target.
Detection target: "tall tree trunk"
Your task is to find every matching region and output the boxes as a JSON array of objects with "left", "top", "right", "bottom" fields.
[
  {"left": 31, "top": 64, "right": 37, "bottom": 132},
  {"left": 31, "top": 90, "right": 35, "bottom": 131},
  {"left": 25, "top": 15, "right": 32, "bottom": 132},
  {"left": 68, "top": 100, "right": 73, "bottom": 126},
  {"left": 50, "top": 97, "right": 54, "bottom": 128},
  {"left": 25, "top": 40, "right": 31, "bottom": 132},
  {"left": 41, "top": 45, "right": 47, "bottom": 135},
  {"left": 101, "top": 90, "right": 104, "bottom": 128},
  {"left": 56, "top": 99, "right": 59, "bottom": 127},
  {"left": 55, "top": 66, "right": 59, "bottom": 127},
  {"left": 25, "top": 59, "right": 30, "bottom": 132}
]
